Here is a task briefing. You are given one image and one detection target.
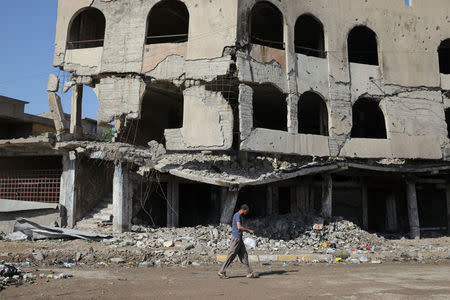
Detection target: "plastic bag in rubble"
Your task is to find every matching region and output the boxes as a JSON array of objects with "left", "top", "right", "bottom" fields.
[{"left": 244, "top": 237, "right": 256, "bottom": 249}]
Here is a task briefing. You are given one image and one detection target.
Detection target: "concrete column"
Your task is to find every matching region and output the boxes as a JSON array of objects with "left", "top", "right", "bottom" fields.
[
  {"left": 385, "top": 193, "right": 398, "bottom": 232},
  {"left": 220, "top": 188, "right": 239, "bottom": 224},
  {"left": 361, "top": 180, "right": 369, "bottom": 230},
  {"left": 321, "top": 174, "right": 332, "bottom": 218},
  {"left": 167, "top": 179, "right": 179, "bottom": 228},
  {"left": 113, "top": 164, "right": 131, "bottom": 233},
  {"left": 446, "top": 182, "right": 450, "bottom": 235},
  {"left": 266, "top": 185, "right": 273, "bottom": 215},
  {"left": 406, "top": 180, "right": 420, "bottom": 239},
  {"left": 70, "top": 84, "right": 83, "bottom": 138},
  {"left": 60, "top": 152, "right": 78, "bottom": 228}
]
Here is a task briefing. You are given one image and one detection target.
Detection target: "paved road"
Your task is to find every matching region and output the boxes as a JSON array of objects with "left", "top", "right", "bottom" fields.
[{"left": 1, "top": 262, "right": 450, "bottom": 299}]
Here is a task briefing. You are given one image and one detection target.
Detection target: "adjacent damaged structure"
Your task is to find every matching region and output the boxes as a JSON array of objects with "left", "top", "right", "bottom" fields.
[{"left": 4, "top": 0, "right": 450, "bottom": 237}]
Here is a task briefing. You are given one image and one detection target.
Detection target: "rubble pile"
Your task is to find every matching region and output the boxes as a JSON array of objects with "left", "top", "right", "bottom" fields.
[{"left": 245, "top": 214, "right": 391, "bottom": 252}]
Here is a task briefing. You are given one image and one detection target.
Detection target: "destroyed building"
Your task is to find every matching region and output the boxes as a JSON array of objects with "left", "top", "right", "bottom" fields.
[{"left": 2, "top": 0, "right": 450, "bottom": 238}]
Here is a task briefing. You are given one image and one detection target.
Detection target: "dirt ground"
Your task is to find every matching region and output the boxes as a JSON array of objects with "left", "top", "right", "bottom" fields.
[{"left": 1, "top": 262, "right": 449, "bottom": 299}]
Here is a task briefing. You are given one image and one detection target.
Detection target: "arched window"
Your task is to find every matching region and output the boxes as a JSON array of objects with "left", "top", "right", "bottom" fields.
[
  {"left": 253, "top": 84, "right": 287, "bottom": 131},
  {"left": 295, "top": 15, "right": 325, "bottom": 58},
  {"left": 250, "top": 2, "right": 284, "bottom": 49},
  {"left": 298, "top": 92, "right": 328, "bottom": 136},
  {"left": 68, "top": 8, "right": 105, "bottom": 49},
  {"left": 351, "top": 98, "right": 386, "bottom": 139},
  {"left": 146, "top": 0, "right": 189, "bottom": 44},
  {"left": 347, "top": 26, "right": 378, "bottom": 65},
  {"left": 438, "top": 39, "right": 450, "bottom": 74}
]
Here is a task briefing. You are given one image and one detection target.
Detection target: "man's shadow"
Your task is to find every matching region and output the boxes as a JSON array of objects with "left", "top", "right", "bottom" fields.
[{"left": 228, "top": 269, "right": 298, "bottom": 279}]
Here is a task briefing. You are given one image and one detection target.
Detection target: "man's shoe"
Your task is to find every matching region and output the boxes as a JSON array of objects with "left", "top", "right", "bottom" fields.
[
  {"left": 246, "top": 273, "right": 255, "bottom": 278},
  {"left": 217, "top": 272, "right": 229, "bottom": 279}
]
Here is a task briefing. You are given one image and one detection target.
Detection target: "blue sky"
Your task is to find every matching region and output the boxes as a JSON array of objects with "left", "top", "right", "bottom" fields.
[{"left": 0, "top": 1, "right": 98, "bottom": 119}]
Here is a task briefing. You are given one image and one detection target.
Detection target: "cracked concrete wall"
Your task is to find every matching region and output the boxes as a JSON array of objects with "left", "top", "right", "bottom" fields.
[
  {"left": 165, "top": 85, "right": 233, "bottom": 150},
  {"left": 54, "top": 0, "right": 450, "bottom": 159}
]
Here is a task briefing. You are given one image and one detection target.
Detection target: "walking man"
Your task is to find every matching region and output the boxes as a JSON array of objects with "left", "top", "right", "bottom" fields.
[{"left": 218, "top": 204, "right": 255, "bottom": 279}]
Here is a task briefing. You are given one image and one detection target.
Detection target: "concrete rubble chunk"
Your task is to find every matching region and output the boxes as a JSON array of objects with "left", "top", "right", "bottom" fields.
[{"left": 46, "top": 74, "right": 59, "bottom": 92}]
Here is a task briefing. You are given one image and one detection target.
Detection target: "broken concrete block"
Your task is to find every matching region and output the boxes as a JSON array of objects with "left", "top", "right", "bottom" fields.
[
  {"left": 63, "top": 80, "right": 75, "bottom": 93},
  {"left": 163, "top": 240, "right": 174, "bottom": 247},
  {"left": 46, "top": 74, "right": 59, "bottom": 92},
  {"left": 110, "top": 257, "right": 125, "bottom": 264}
]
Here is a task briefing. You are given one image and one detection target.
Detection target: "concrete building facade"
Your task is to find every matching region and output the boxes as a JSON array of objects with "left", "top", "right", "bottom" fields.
[{"left": 35, "top": 0, "right": 450, "bottom": 237}]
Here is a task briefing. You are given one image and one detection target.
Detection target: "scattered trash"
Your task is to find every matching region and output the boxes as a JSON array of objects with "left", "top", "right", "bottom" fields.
[
  {"left": 350, "top": 259, "right": 360, "bottom": 264},
  {"left": 359, "top": 256, "right": 369, "bottom": 263},
  {"left": 335, "top": 258, "right": 342, "bottom": 262},
  {"left": 282, "top": 263, "right": 287, "bottom": 267},
  {"left": 371, "top": 260, "right": 382, "bottom": 264},
  {"left": 268, "top": 265, "right": 273, "bottom": 269},
  {"left": 358, "top": 246, "right": 371, "bottom": 251},
  {"left": 0, "top": 265, "right": 19, "bottom": 277}
]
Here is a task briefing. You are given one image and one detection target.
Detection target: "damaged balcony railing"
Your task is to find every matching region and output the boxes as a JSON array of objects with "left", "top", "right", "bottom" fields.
[
  {"left": 146, "top": 33, "right": 188, "bottom": 45},
  {"left": 0, "top": 170, "right": 62, "bottom": 203},
  {"left": 67, "top": 39, "right": 104, "bottom": 49},
  {"left": 251, "top": 36, "right": 285, "bottom": 50}
]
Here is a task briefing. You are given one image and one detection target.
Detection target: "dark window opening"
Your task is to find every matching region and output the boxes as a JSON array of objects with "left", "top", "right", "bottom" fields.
[
  {"left": 119, "top": 82, "right": 183, "bottom": 146},
  {"left": 146, "top": 0, "right": 189, "bottom": 44},
  {"left": 0, "top": 120, "right": 33, "bottom": 139},
  {"left": 298, "top": 92, "right": 328, "bottom": 136},
  {"left": 445, "top": 108, "right": 450, "bottom": 138},
  {"left": 438, "top": 39, "right": 450, "bottom": 74},
  {"left": 351, "top": 98, "right": 387, "bottom": 139},
  {"left": 252, "top": 84, "right": 287, "bottom": 131},
  {"left": 236, "top": 186, "right": 267, "bottom": 218},
  {"left": 68, "top": 8, "right": 105, "bottom": 49},
  {"left": 417, "top": 184, "right": 447, "bottom": 230},
  {"left": 295, "top": 14, "right": 325, "bottom": 58},
  {"left": 179, "top": 184, "right": 221, "bottom": 227},
  {"left": 278, "top": 187, "right": 291, "bottom": 214},
  {"left": 348, "top": 26, "right": 378, "bottom": 65},
  {"left": 250, "top": 2, "right": 284, "bottom": 49}
]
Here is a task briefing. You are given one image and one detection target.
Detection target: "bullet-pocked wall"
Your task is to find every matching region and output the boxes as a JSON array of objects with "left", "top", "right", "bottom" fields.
[{"left": 237, "top": 0, "right": 450, "bottom": 160}]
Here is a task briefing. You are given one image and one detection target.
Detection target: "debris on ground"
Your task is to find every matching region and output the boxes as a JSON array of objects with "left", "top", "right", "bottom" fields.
[
  {"left": 0, "top": 214, "right": 448, "bottom": 273},
  {"left": 11, "top": 218, "right": 110, "bottom": 240}
]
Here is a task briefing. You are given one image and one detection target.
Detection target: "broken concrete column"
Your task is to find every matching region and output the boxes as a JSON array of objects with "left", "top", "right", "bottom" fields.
[
  {"left": 385, "top": 193, "right": 398, "bottom": 232},
  {"left": 220, "top": 188, "right": 239, "bottom": 224},
  {"left": 406, "top": 179, "right": 420, "bottom": 239},
  {"left": 60, "top": 152, "right": 78, "bottom": 228},
  {"left": 113, "top": 164, "right": 131, "bottom": 233},
  {"left": 321, "top": 174, "right": 333, "bottom": 218},
  {"left": 47, "top": 74, "right": 68, "bottom": 136},
  {"left": 361, "top": 179, "right": 369, "bottom": 230},
  {"left": 70, "top": 84, "right": 83, "bottom": 138},
  {"left": 447, "top": 182, "right": 450, "bottom": 235},
  {"left": 167, "top": 179, "right": 179, "bottom": 228}
]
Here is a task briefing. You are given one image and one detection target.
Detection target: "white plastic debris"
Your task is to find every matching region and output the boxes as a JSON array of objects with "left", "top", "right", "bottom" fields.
[{"left": 244, "top": 237, "right": 257, "bottom": 249}]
